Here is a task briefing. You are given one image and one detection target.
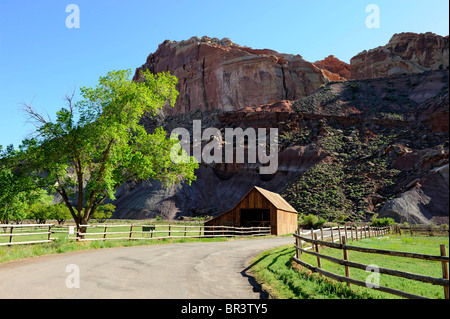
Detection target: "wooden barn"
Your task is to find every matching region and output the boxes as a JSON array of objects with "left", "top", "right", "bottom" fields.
[{"left": 204, "top": 186, "right": 298, "bottom": 236}]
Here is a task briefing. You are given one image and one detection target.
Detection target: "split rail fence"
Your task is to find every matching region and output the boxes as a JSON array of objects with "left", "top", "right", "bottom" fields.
[
  {"left": 293, "top": 225, "right": 449, "bottom": 299},
  {"left": 0, "top": 223, "right": 271, "bottom": 246},
  {"left": 0, "top": 224, "right": 53, "bottom": 246},
  {"left": 393, "top": 224, "right": 449, "bottom": 237},
  {"left": 74, "top": 224, "right": 270, "bottom": 241}
]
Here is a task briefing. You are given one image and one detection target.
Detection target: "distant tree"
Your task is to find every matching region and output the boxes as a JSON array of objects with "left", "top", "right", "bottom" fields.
[
  {"left": 49, "top": 203, "right": 73, "bottom": 225},
  {"left": 28, "top": 191, "right": 54, "bottom": 224},
  {"left": 91, "top": 203, "right": 115, "bottom": 222},
  {"left": 16, "top": 69, "right": 197, "bottom": 235},
  {"left": 0, "top": 146, "right": 44, "bottom": 223}
]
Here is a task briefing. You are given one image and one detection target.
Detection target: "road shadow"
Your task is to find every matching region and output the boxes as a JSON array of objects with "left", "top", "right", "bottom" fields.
[{"left": 240, "top": 254, "right": 270, "bottom": 299}]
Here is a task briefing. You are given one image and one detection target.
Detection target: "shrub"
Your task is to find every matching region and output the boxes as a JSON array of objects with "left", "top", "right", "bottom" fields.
[
  {"left": 370, "top": 217, "right": 396, "bottom": 227},
  {"left": 299, "top": 214, "right": 326, "bottom": 229}
]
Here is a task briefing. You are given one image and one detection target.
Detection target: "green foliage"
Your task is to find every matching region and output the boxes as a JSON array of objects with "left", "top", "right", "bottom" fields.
[
  {"left": 370, "top": 217, "right": 396, "bottom": 227},
  {"left": 0, "top": 151, "right": 48, "bottom": 223},
  {"left": 91, "top": 203, "right": 115, "bottom": 222},
  {"left": 298, "top": 214, "right": 326, "bottom": 229},
  {"left": 284, "top": 162, "right": 353, "bottom": 221},
  {"left": 28, "top": 191, "right": 54, "bottom": 223},
  {"left": 283, "top": 125, "right": 402, "bottom": 222},
  {"left": 15, "top": 69, "right": 198, "bottom": 227},
  {"left": 49, "top": 203, "right": 73, "bottom": 225}
]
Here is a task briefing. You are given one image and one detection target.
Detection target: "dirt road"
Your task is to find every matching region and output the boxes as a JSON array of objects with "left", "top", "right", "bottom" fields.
[{"left": 0, "top": 237, "right": 293, "bottom": 299}]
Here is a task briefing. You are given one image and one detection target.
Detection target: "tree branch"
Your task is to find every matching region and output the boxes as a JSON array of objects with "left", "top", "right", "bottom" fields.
[
  {"left": 85, "top": 138, "right": 115, "bottom": 216},
  {"left": 21, "top": 100, "right": 50, "bottom": 128},
  {"left": 55, "top": 187, "right": 79, "bottom": 225}
]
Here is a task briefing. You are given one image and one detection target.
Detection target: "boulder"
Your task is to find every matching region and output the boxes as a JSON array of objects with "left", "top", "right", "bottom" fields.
[{"left": 379, "top": 164, "right": 449, "bottom": 225}]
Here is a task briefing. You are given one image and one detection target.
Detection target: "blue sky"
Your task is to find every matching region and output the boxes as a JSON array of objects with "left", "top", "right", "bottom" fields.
[{"left": 0, "top": 0, "right": 448, "bottom": 149}]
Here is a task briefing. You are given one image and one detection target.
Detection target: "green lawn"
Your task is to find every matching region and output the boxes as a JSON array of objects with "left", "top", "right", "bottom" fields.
[{"left": 250, "top": 235, "right": 449, "bottom": 299}]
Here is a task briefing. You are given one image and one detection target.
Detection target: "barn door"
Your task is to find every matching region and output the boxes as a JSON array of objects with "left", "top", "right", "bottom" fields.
[{"left": 240, "top": 209, "right": 270, "bottom": 227}]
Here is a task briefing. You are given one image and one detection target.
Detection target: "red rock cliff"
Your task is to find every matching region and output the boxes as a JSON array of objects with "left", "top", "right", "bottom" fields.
[
  {"left": 314, "top": 55, "right": 351, "bottom": 79},
  {"left": 133, "top": 36, "right": 347, "bottom": 115},
  {"left": 351, "top": 32, "right": 449, "bottom": 79}
]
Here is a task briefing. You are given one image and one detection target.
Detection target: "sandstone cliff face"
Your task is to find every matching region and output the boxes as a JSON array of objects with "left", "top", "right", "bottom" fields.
[
  {"left": 314, "top": 55, "right": 351, "bottom": 79},
  {"left": 133, "top": 36, "right": 347, "bottom": 115},
  {"left": 351, "top": 32, "right": 449, "bottom": 79}
]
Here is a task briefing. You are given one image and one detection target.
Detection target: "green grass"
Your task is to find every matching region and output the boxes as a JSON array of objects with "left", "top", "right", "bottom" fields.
[{"left": 250, "top": 235, "right": 449, "bottom": 299}]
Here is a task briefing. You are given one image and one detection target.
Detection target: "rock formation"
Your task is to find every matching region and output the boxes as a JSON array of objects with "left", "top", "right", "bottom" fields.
[
  {"left": 351, "top": 32, "right": 449, "bottom": 79},
  {"left": 314, "top": 55, "right": 351, "bottom": 79},
  {"left": 133, "top": 36, "right": 347, "bottom": 115},
  {"left": 111, "top": 34, "right": 449, "bottom": 225}
]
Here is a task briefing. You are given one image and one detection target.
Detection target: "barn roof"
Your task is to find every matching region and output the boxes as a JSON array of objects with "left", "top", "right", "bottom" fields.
[{"left": 253, "top": 186, "right": 297, "bottom": 213}]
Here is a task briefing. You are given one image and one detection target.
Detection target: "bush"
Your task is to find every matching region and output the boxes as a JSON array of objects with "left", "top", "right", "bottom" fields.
[
  {"left": 299, "top": 214, "right": 326, "bottom": 229},
  {"left": 370, "top": 217, "right": 396, "bottom": 227}
]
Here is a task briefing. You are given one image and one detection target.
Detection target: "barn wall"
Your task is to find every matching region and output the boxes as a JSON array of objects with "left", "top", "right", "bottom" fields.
[
  {"left": 204, "top": 210, "right": 235, "bottom": 226},
  {"left": 276, "top": 210, "right": 298, "bottom": 235}
]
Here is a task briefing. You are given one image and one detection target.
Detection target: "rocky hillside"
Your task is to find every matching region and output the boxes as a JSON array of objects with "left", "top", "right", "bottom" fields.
[{"left": 111, "top": 33, "right": 449, "bottom": 225}]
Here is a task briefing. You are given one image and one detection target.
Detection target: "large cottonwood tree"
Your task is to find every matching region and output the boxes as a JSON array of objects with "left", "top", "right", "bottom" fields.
[{"left": 17, "top": 69, "right": 197, "bottom": 231}]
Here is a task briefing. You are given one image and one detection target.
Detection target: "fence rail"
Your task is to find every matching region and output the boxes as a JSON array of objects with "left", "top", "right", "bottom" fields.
[
  {"left": 0, "top": 224, "right": 54, "bottom": 246},
  {"left": 0, "top": 223, "right": 271, "bottom": 246},
  {"left": 394, "top": 224, "right": 449, "bottom": 236},
  {"left": 292, "top": 226, "right": 449, "bottom": 299},
  {"left": 74, "top": 224, "right": 271, "bottom": 241}
]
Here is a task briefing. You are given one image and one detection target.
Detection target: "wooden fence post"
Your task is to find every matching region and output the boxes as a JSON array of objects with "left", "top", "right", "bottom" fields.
[
  {"left": 314, "top": 233, "right": 321, "bottom": 269},
  {"left": 168, "top": 224, "right": 171, "bottom": 238},
  {"left": 338, "top": 225, "right": 342, "bottom": 244},
  {"left": 330, "top": 227, "right": 334, "bottom": 242},
  {"left": 440, "top": 244, "right": 449, "bottom": 299},
  {"left": 350, "top": 226, "right": 353, "bottom": 241},
  {"left": 295, "top": 230, "right": 300, "bottom": 259},
  {"left": 103, "top": 226, "right": 108, "bottom": 240},
  {"left": 129, "top": 225, "right": 133, "bottom": 240},
  {"left": 342, "top": 236, "right": 350, "bottom": 287},
  {"left": 9, "top": 226, "right": 13, "bottom": 245},
  {"left": 321, "top": 227, "right": 324, "bottom": 241},
  {"left": 344, "top": 226, "right": 348, "bottom": 241}
]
